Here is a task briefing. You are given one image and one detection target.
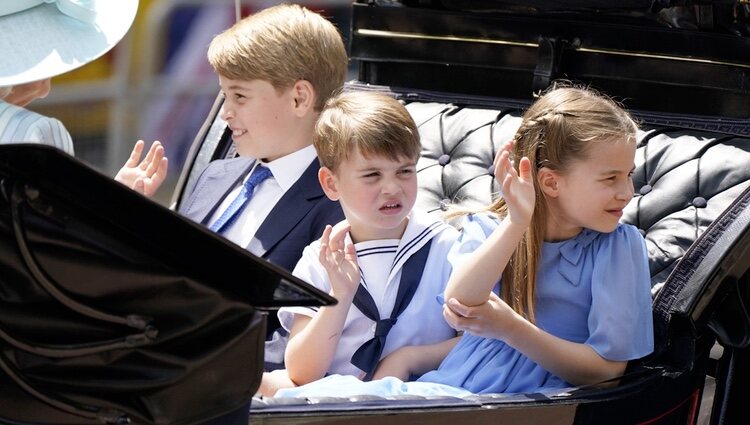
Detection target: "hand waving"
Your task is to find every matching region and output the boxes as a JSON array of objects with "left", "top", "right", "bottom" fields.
[
  {"left": 318, "top": 221, "right": 360, "bottom": 300},
  {"left": 494, "top": 141, "right": 535, "bottom": 226},
  {"left": 114, "top": 140, "right": 168, "bottom": 197}
]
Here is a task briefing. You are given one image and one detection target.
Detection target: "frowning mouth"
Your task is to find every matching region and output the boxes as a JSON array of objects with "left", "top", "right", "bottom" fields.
[{"left": 379, "top": 202, "right": 403, "bottom": 214}]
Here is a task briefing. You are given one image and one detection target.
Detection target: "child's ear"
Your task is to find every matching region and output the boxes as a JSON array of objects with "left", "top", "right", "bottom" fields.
[
  {"left": 292, "top": 80, "right": 315, "bottom": 116},
  {"left": 537, "top": 167, "right": 560, "bottom": 198},
  {"left": 318, "top": 166, "right": 340, "bottom": 201}
]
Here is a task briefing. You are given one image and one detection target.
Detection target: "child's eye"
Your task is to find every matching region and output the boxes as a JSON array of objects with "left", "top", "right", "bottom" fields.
[
  {"left": 362, "top": 172, "right": 379, "bottom": 178},
  {"left": 398, "top": 168, "right": 414, "bottom": 175}
]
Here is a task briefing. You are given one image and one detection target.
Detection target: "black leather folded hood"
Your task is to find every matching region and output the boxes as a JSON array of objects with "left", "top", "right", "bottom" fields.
[
  {"left": 0, "top": 144, "right": 334, "bottom": 424},
  {"left": 0, "top": 144, "right": 335, "bottom": 310}
]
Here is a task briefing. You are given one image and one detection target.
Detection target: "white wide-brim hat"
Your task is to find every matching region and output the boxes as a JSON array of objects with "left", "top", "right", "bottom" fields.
[{"left": 0, "top": 0, "right": 139, "bottom": 87}]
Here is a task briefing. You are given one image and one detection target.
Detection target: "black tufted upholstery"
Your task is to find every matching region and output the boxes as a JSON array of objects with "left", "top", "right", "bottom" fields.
[
  {"left": 411, "top": 103, "right": 515, "bottom": 214},
  {"left": 408, "top": 102, "right": 750, "bottom": 292}
]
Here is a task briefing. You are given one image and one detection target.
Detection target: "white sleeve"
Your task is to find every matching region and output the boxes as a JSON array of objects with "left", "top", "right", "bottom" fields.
[{"left": 278, "top": 241, "right": 331, "bottom": 332}]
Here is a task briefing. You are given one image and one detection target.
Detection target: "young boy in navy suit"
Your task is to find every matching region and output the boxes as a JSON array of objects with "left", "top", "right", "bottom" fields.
[
  {"left": 178, "top": 4, "right": 347, "bottom": 374},
  {"left": 178, "top": 5, "right": 348, "bottom": 423},
  {"left": 179, "top": 4, "right": 346, "bottom": 273},
  {"left": 261, "top": 91, "right": 460, "bottom": 396}
]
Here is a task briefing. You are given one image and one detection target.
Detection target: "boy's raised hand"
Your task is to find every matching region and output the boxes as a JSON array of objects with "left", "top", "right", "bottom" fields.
[
  {"left": 115, "top": 140, "right": 169, "bottom": 197},
  {"left": 494, "top": 141, "right": 535, "bottom": 226},
  {"left": 318, "top": 221, "right": 360, "bottom": 301}
]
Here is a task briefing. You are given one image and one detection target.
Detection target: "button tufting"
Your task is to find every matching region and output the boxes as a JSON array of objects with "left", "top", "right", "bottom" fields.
[
  {"left": 438, "top": 154, "right": 451, "bottom": 166},
  {"left": 639, "top": 185, "right": 652, "bottom": 195},
  {"left": 487, "top": 165, "right": 495, "bottom": 176},
  {"left": 692, "top": 197, "right": 708, "bottom": 208},
  {"left": 439, "top": 198, "right": 451, "bottom": 211}
]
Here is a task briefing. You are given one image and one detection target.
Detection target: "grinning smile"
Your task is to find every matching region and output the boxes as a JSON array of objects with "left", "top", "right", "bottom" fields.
[{"left": 231, "top": 128, "right": 247, "bottom": 137}]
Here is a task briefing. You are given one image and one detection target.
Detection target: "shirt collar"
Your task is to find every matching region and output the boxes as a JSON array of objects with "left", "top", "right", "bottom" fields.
[
  {"left": 387, "top": 210, "right": 450, "bottom": 281},
  {"left": 259, "top": 145, "right": 317, "bottom": 191}
]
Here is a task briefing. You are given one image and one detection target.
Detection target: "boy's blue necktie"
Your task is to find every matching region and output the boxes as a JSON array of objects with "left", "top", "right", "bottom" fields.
[
  {"left": 350, "top": 239, "right": 433, "bottom": 381},
  {"left": 209, "top": 165, "right": 272, "bottom": 234}
]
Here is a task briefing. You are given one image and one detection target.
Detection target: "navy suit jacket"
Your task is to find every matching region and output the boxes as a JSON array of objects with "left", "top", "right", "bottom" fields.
[{"left": 179, "top": 156, "right": 344, "bottom": 272}]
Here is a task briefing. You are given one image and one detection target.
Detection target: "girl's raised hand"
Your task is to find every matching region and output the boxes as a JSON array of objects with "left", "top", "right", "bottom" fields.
[
  {"left": 493, "top": 141, "right": 535, "bottom": 226},
  {"left": 318, "top": 221, "right": 360, "bottom": 300}
]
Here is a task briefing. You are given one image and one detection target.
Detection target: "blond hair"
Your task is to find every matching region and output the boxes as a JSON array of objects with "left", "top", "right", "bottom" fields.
[
  {"left": 490, "top": 84, "right": 638, "bottom": 323},
  {"left": 207, "top": 4, "right": 348, "bottom": 110},
  {"left": 314, "top": 91, "right": 420, "bottom": 170}
]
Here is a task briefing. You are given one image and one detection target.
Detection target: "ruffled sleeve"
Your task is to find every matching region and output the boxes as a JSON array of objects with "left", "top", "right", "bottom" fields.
[
  {"left": 438, "top": 213, "right": 502, "bottom": 304},
  {"left": 586, "top": 224, "right": 654, "bottom": 361},
  {"left": 446, "top": 213, "right": 500, "bottom": 271},
  {"left": 277, "top": 241, "right": 329, "bottom": 332}
]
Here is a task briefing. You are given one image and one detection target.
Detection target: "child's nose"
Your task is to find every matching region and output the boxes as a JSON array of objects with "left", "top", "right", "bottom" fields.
[
  {"left": 381, "top": 178, "right": 401, "bottom": 194},
  {"left": 220, "top": 107, "right": 233, "bottom": 121},
  {"left": 616, "top": 179, "right": 635, "bottom": 201}
]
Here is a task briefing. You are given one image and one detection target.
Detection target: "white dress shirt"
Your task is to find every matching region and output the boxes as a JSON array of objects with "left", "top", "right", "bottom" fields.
[{"left": 207, "top": 144, "right": 317, "bottom": 247}]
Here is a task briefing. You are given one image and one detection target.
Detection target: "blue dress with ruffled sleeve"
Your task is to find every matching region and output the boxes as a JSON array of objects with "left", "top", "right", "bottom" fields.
[{"left": 416, "top": 213, "right": 654, "bottom": 393}]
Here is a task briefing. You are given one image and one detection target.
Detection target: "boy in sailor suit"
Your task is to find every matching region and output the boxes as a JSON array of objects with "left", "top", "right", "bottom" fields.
[{"left": 262, "top": 92, "right": 460, "bottom": 395}]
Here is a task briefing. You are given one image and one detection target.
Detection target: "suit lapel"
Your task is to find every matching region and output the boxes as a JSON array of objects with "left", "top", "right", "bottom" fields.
[
  {"left": 248, "top": 159, "right": 324, "bottom": 257},
  {"left": 182, "top": 158, "right": 254, "bottom": 225}
]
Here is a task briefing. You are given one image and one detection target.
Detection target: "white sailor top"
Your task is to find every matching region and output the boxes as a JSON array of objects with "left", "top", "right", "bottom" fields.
[{"left": 279, "top": 209, "right": 459, "bottom": 379}]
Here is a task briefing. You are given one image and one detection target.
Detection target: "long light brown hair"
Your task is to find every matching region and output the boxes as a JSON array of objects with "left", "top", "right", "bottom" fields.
[{"left": 490, "top": 84, "right": 638, "bottom": 323}]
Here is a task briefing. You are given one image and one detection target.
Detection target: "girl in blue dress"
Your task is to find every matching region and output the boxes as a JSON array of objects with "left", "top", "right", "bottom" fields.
[{"left": 275, "top": 85, "right": 654, "bottom": 398}]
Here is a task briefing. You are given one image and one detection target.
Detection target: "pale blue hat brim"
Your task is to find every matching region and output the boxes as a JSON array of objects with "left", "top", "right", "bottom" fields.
[{"left": 0, "top": 0, "right": 138, "bottom": 86}]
